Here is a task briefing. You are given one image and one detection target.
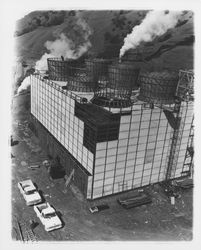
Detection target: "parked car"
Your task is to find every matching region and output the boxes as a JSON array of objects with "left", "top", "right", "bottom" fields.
[
  {"left": 89, "top": 204, "right": 110, "bottom": 213},
  {"left": 18, "top": 179, "right": 42, "bottom": 206},
  {"left": 34, "top": 202, "right": 62, "bottom": 232}
]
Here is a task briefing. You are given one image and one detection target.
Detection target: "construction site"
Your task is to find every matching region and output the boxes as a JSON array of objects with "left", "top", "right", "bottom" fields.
[{"left": 11, "top": 10, "right": 194, "bottom": 241}]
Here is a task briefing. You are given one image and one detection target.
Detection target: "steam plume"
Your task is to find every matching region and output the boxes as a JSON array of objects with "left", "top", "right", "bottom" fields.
[
  {"left": 35, "top": 15, "right": 92, "bottom": 71},
  {"left": 17, "top": 76, "right": 31, "bottom": 93},
  {"left": 120, "top": 10, "right": 181, "bottom": 58}
]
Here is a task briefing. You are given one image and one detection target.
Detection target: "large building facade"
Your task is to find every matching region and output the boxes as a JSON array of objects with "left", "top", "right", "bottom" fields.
[{"left": 30, "top": 63, "right": 194, "bottom": 200}]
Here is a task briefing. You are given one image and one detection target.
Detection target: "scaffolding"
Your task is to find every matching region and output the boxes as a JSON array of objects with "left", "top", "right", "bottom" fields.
[
  {"left": 165, "top": 69, "right": 194, "bottom": 180},
  {"left": 182, "top": 117, "right": 194, "bottom": 177}
]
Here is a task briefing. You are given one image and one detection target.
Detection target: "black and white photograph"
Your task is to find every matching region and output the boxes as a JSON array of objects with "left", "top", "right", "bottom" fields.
[{"left": 1, "top": 0, "right": 201, "bottom": 248}]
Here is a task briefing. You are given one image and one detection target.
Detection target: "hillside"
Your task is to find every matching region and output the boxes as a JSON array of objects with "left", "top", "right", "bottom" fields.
[{"left": 14, "top": 10, "right": 194, "bottom": 74}]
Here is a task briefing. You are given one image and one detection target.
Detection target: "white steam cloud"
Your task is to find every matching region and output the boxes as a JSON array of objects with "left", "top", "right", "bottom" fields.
[
  {"left": 17, "top": 76, "right": 31, "bottom": 94},
  {"left": 120, "top": 10, "right": 181, "bottom": 58},
  {"left": 35, "top": 16, "right": 92, "bottom": 71}
]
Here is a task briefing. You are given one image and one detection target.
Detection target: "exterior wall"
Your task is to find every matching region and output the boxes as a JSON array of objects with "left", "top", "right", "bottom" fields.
[
  {"left": 92, "top": 104, "right": 173, "bottom": 199},
  {"left": 31, "top": 75, "right": 94, "bottom": 175},
  {"left": 30, "top": 115, "right": 89, "bottom": 197},
  {"left": 92, "top": 102, "right": 193, "bottom": 199}
]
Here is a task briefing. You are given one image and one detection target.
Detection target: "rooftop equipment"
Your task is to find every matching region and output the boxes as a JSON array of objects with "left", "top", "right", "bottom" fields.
[
  {"left": 47, "top": 57, "right": 80, "bottom": 81},
  {"left": 92, "top": 62, "right": 140, "bottom": 108},
  {"left": 138, "top": 71, "right": 179, "bottom": 104}
]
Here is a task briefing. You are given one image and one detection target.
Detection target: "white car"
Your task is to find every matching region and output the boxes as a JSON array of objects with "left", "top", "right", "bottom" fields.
[
  {"left": 34, "top": 202, "right": 62, "bottom": 232},
  {"left": 18, "top": 179, "right": 42, "bottom": 206}
]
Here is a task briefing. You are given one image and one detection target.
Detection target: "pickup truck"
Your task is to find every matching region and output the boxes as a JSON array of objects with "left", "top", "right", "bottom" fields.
[
  {"left": 34, "top": 202, "right": 62, "bottom": 232},
  {"left": 17, "top": 179, "right": 42, "bottom": 206}
]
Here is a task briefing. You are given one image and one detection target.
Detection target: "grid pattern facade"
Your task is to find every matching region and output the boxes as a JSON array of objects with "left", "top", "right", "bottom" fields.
[
  {"left": 90, "top": 102, "right": 193, "bottom": 199},
  {"left": 31, "top": 75, "right": 94, "bottom": 175},
  {"left": 30, "top": 74, "right": 193, "bottom": 200}
]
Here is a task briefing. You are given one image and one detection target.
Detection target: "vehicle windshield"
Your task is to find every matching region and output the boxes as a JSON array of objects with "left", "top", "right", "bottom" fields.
[
  {"left": 42, "top": 212, "right": 56, "bottom": 218},
  {"left": 25, "top": 189, "right": 36, "bottom": 195}
]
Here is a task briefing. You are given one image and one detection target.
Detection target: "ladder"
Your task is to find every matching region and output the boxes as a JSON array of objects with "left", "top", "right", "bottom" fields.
[
  {"left": 64, "top": 169, "right": 75, "bottom": 188},
  {"left": 176, "top": 70, "right": 194, "bottom": 101},
  {"left": 165, "top": 100, "right": 186, "bottom": 180},
  {"left": 182, "top": 117, "right": 194, "bottom": 177},
  {"left": 165, "top": 70, "right": 194, "bottom": 180}
]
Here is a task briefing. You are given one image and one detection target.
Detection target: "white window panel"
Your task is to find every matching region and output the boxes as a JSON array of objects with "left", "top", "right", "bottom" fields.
[
  {"left": 106, "top": 155, "right": 116, "bottom": 164},
  {"left": 105, "top": 162, "right": 116, "bottom": 171},
  {"left": 127, "top": 152, "right": 136, "bottom": 160},
  {"left": 95, "top": 164, "right": 105, "bottom": 173},
  {"left": 128, "top": 139, "right": 138, "bottom": 147},
  {"left": 126, "top": 158, "right": 135, "bottom": 167},
  {"left": 96, "top": 149, "right": 106, "bottom": 158},
  {"left": 93, "top": 179, "right": 104, "bottom": 188},
  {"left": 88, "top": 152, "right": 94, "bottom": 161},
  {"left": 130, "top": 123, "right": 140, "bottom": 131},
  {"left": 118, "top": 139, "right": 128, "bottom": 147},
  {"left": 114, "top": 175, "right": 124, "bottom": 183},
  {"left": 107, "top": 147, "right": 117, "bottom": 156},
  {"left": 133, "top": 171, "right": 143, "bottom": 179},
  {"left": 104, "top": 178, "right": 114, "bottom": 186},
  {"left": 146, "top": 142, "right": 156, "bottom": 150},
  {"left": 118, "top": 145, "right": 128, "bottom": 154},
  {"left": 124, "top": 166, "right": 134, "bottom": 175},
  {"left": 116, "top": 153, "right": 126, "bottom": 162},
  {"left": 120, "top": 115, "right": 131, "bottom": 124},
  {"left": 103, "top": 186, "right": 113, "bottom": 196},
  {"left": 96, "top": 157, "right": 106, "bottom": 166},
  {"left": 78, "top": 136, "right": 83, "bottom": 144},
  {"left": 115, "top": 161, "right": 124, "bottom": 169},
  {"left": 138, "top": 144, "right": 146, "bottom": 151},
  {"left": 82, "top": 152, "right": 88, "bottom": 164},
  {"left": 78, "top": 120, "right": 84, "bottom": 129},
  {"left": 77, "top": 148, "right": 82, "bottom": 158},
  {"left": 96, "top": 142, "right": 107, "bottom": 150},
  {"left": 120, "top": 123, "right": 130, "bottom": 132},
  {"left": 107, "top": 140, "right": 118, "bottom": 148},
  {"left": 119, "top": 131, "right": 129, "bottom": 139},
  {"left": 135, "top": 157, "right": 144, "bottom": 165},
  {"left": 131, "top": 114, "right": 141, "bottom": 122},
  {"left": 88, "top": 159, "right": 93, "bottom": 168},
  {"left": 141, "top": 114, "right": 151, "bottom": 121},
  {"left": 94, "top": 172, "right": 104, "bottom": 181},
  {"left": 92, "top": 187, "right": 103, "bottom": 199}
]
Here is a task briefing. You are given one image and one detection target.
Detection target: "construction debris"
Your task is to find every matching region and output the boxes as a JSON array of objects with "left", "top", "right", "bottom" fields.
[
  {"left": 28, "top": 164, "right": 40, "bottom": 170},
  {"left": 176, "top": 179, "right": 194, "bottom": 189},
  {"left": 117, "top": 192, "right": 152, "bottom": 209}
]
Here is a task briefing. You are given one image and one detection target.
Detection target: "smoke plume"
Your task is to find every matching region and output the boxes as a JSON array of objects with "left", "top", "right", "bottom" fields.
[
  {"left": 17, "top": 76, "right": 31, "bottom": 93},
  {"left": 119, "top": 10, "right": 181, "bottom": 58},
  {"left": 35, "top": 15, "right": 92, "bottom": 71}
]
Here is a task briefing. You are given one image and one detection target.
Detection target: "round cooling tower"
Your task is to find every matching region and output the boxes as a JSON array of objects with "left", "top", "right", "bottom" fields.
[
  {"left": 67, "top": 58, "right": 113, "bottom": 92},
  {"left": 121, "top": 47, "right": 153, "bottom": 63},
  {"left": 47, "top": 58, "right": 79, "bottom": 81},
  {"left": 122, "top": 50, "right": 143, "bottom": 62},
  {"left": 138, "top": 71, "right": 179, "bottom": 104},
  {"left": 85, "top": 58, "right": 113, "bottom": 84},
  {"left": 92, "top": 63, "right": 140, "bottom": 108},
  {"left": 66, "top": 65, "right": 96, "bottom": 92}
]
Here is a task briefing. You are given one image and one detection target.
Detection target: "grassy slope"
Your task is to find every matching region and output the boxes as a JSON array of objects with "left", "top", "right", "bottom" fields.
[{"left": 15, "top": 10, "right": 194, "bottom": 70}]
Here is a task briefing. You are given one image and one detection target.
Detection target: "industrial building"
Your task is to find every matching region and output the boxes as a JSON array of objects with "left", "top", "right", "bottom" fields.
[{"left": 30, "top": 56, "right": 194, "bottom": 200}]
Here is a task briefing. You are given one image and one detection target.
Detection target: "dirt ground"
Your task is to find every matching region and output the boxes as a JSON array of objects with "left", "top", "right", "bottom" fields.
[{"left": 11, "top": 93, "right": 193, "bottom": 241}]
